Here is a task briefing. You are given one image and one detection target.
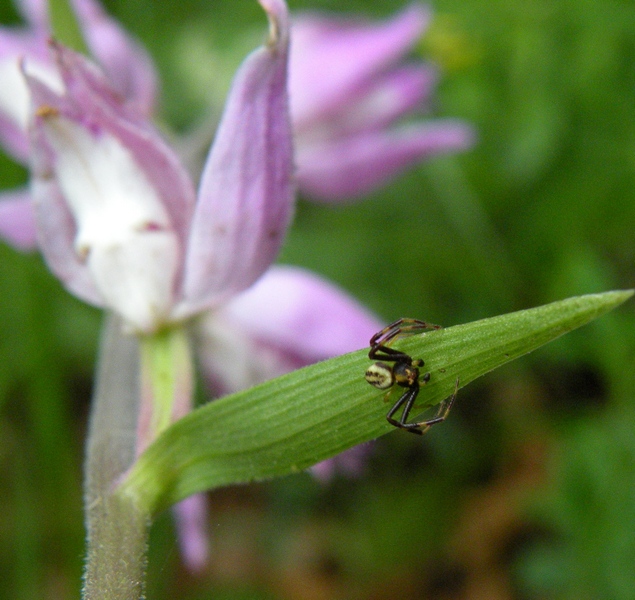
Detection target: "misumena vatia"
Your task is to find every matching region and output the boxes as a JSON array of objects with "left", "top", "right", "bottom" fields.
[{"left": 365, "top": 318, "right": 459, "bottom": 435}]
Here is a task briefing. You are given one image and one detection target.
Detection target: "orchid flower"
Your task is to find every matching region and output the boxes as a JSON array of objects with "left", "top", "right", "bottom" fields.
[
  {"left": 15, "top": 0, "right": 384, "bottom": 573},
  {"left": 0, "top": 0, "right": 415, "bottom": 490},
  {"left": 21, "top": 0, "right": 293, "bottom": 572},
  {"left": 0, "top": 0, "right": 156, "bottom": 247},
  {"left": 289, "top": 3, "right": 475, "bottom": 201},
  {"left": 24, "top": 26, "right": 292, "bottom": 333},
  {"left": 0, "top": 2, "right": 477, "bottom": 246}
]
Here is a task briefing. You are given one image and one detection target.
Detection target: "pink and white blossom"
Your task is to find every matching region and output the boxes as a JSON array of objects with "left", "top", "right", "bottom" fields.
[
  {"left": 0, "top": 0, "right": 446, "bottom": 570},
  {"left": 0, "top": 0, "right": 156, "bottom": 161},
  {"left": 19, "top": 0, "right": 295, "bottom": 572},
  {"left": 24, "top": 0, "right": 292, "bottom": 334}
]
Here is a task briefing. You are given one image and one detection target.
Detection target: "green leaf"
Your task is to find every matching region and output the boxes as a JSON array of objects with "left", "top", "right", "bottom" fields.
[{"left": 119, "top": 290, "right": 632, "bottom": 515}]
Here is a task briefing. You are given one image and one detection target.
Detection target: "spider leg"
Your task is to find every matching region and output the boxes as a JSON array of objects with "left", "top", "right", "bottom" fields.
[
  {"left": 398, "top": 385, "right": 420, "bottom": 426},
  {"left": 405, "top": 377, "right": 460, "bottom": 435},
  {"left": 386, "top": 386, "right": 424, "bottom": 436},
  {"left": 369, "top": 318, "right": 442, "bottom": 350},
  {"left": 368, "top": 343, "right": 415, "bottom": 362},
  {"left": 386, "top": 387, "right": 413, "bottom": 425}
]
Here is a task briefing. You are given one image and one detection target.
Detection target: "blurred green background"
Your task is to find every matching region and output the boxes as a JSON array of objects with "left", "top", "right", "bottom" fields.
[{"left": 1, "top": 0, "right": 635, "bottom": 598}]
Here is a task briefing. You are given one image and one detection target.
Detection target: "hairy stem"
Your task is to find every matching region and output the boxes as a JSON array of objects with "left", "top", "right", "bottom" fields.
[{"left": 82, "top": 314, "right": 149, "bottom": 600}]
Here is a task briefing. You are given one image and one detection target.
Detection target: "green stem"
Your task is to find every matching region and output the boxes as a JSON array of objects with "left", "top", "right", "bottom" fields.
[
  {"left": 138, "top": 326, "right": 193, "bottom": 454},
  {"left": 82, "top": 314, "right": 149, "bottom": 600}
]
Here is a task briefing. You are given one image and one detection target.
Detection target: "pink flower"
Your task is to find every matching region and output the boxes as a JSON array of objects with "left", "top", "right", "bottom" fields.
[
  {"left": 289, "top": 3, "right": 475, "bottom": 200},
  {"left": 0, "top": 0, "right": 417, "bottom": 568},
  {"left": 20, "top": 0, "right": 296, "bottom": 572},
  {"left": 23, "top": 0, "right": 292, "bottom": 334}
]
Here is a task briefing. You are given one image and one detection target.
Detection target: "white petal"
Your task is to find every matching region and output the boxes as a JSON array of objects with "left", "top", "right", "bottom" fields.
[{"left": 41, "top": 115, "right": 179, "bottom": 331}]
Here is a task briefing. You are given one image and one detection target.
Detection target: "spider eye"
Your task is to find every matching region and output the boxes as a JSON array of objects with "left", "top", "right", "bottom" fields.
[{"left": 365, "top": 362, "right": 394, "bottom": 390}]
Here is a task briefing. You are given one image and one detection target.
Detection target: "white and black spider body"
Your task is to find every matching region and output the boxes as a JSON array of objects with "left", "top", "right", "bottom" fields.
[{"left": 365, "top": 318, "right": 458, "bottom": 435}]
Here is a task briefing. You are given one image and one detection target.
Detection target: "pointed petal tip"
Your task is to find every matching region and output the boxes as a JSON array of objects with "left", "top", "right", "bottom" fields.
[
  {"left": 259, "top": 0, "right": 289, "bottom": 49},
  {"left": 296, "top": 119, "right": 476, "bottom": 201}
]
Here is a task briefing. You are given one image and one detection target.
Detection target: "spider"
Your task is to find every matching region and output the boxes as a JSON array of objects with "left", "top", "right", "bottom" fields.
[{"left": 365, "top": 318, "right": 459, "bottom": 435}]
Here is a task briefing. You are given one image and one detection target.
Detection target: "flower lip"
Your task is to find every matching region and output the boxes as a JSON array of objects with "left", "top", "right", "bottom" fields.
[{"left": 30, "top": 89, "right": 182, "bottom": 332}]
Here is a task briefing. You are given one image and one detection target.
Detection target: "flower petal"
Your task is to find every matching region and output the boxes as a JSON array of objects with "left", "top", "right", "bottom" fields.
[
  {"left": 334, "top": 65, "right": 438, "bottom": 133},
  {"left": 31, "top": 170, "right": 104, "bottom": 305},
  {"left": 39, "top": 43, "right": 195, "bottom": 243},
  {"left": 35, "top": 119, "right": 178, "bottom": 330},
  {"left": 310, "top": 443, "right": 373, "bottom": 482},
  {"left": 195, "top": 312, "right": 300, "bottom": 397},
  {"left": 223, "top": 265, "right": 382, "bottom": 357},
  {"left": 195, "top": 265, "right": 381, "bottom": 396},
  {"left": 0, "top": 187, "right": 38, "bottom": 250},
  {"left": 296, "top": 120, "right": 475, "bottom": 201},
  {"left": 300, "top": 65, "right": 437, "bottom": 143},
  {"left": 71, "top": 0, "right": 158, "bottom": 115},
  {"left": 173, "top": 495, "right": 210, "bottom": 574},
  {"left": 289, "top": 4, "right": 429, "bottom": 128},
  {"left": 179, "top": 0, "right": 294, "bottom": 315}
]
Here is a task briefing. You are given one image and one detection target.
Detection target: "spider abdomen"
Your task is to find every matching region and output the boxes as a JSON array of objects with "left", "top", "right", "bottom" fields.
[{"left": 365, "top": 362, "right": 394, "bottom": 389}]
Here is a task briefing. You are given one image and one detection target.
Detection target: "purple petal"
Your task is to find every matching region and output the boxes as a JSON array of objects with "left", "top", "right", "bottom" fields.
[
  {"left": 310, "top": 443, "right": 374, "bottom": 482},
  {"left": 195, "top": 306, "right": 302, "bottom": 398},
  {"left": 195, "top": 265, "right": 381, "bottom": 396},
  {"left": 25, "top": 69, "right": 102, "bottom": 305},
  {"left": 71, "top": 0, "right": 158, "bottom": 115},
  {"left": 297, "top": 120, "right": 475, "bottom": 201},
  {"left": 219, "top": 265, "right": 382, "bottom": 361},
  {"left": 30, "top": 170, "right": 104, "bottom": 305},
  {"left": 309, "top": 65, "right": 438, "bottom": 139},
  {"left": 173, "top": 494, "right": 210, "bottom": 574},
  {"left": 11, "top": 0, "right": 156, "bottom": 114},
  {"left": 48, "top": 43, "right": 195, "bottom": 252},
  {"left": 179, "top": 0, "right": 294, "bottom": 316},
  {"left": 0, "top": 187, "right": 38, "bottom": 250},
  {"left": 351, "top": 65, "right": 438, "bottom": 128},
  {"left": 289, "top": 4, "right": 429, "bottom": 128}
]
